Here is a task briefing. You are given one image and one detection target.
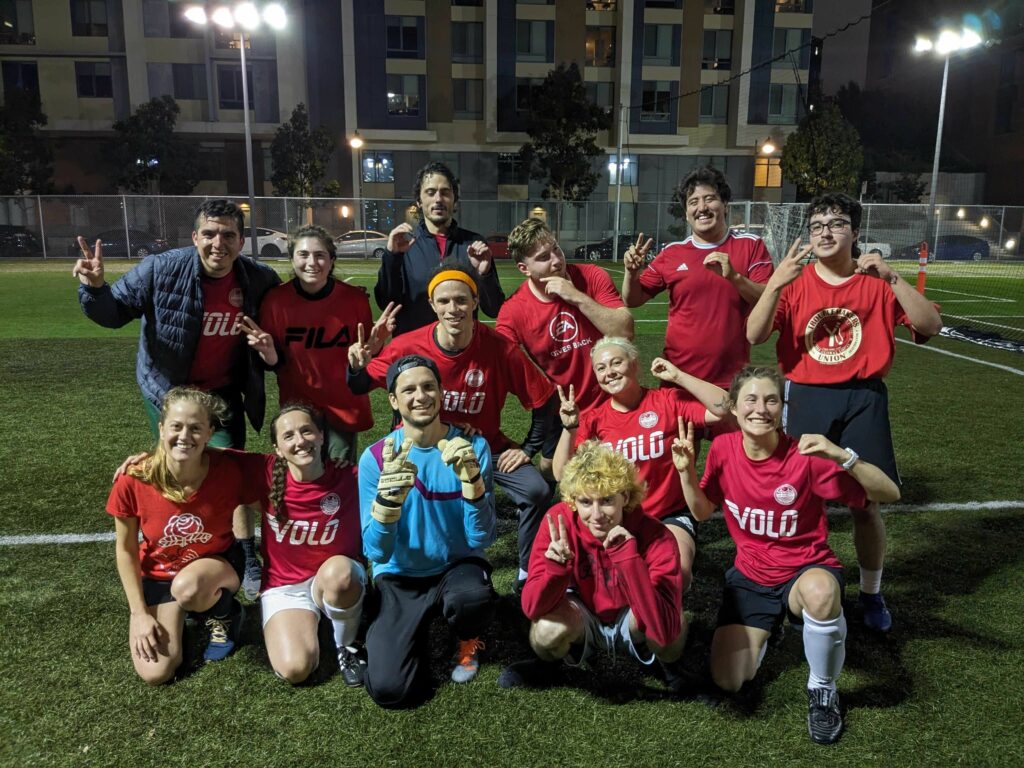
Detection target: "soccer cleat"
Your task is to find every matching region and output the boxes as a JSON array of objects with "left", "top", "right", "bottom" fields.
[
  {"left": 657, "top": 658, "right": 690, "bottom": 694},
  {"left": 204, "top": 599, "right": 243, "bottom": 662},
  {"left": 241, "top": 557, "right": 262, "bottom": 601},
  {"left": 497, "top": 658, "right": 564, "bottom": 689},
  {"left": 859, "top": 591, "right": 893, "bottom": 632},
  {"left": 807, "top": 687, "right": 843, "bottom": 745},
  {"left": 337, "top": 645, "right": 366, "bottom": 687},
  {"left": 451, "top": 638, "right": 485, "bottom": 683}
]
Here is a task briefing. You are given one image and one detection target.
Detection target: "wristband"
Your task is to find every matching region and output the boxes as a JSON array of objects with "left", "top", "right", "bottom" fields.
[
  {"left": 888, "top": 273, "right": 899, "bottom": 285},
  {"left": 841, "top": 447, "right": 859, "bottom": 471}
]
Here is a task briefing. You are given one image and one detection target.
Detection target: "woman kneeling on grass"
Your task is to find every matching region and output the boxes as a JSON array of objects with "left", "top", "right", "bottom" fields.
[
  {"left": 109, "top": 387, "right": 260, "bottom": 684},
  {"left": 231, "top": 404, "right": 367, "bottom": 686},
  {"left": 673, "top": 365, "right": 900, "bottom": 745},
  {"left": 499, "top": 441, "right": 685, "bottom": 689}
]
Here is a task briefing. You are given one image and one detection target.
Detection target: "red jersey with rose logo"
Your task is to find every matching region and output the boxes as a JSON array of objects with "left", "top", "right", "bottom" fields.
[
  {"left": 496, "top": 264, "right": 624, "bottom": 411},
  {"left": 773, "top": 266, "right": 917, "bottom": 384},
  {"left": 365, "top": 321, "right": 554, "bottom": 452},
  {"left": 107, "top": 451, "right": 260, "bottom": 580},
  {"left": 575, "top": 387, "right": 708, "bottom": 518},
  {"left": 701, "top": 431, "right": 867, "bottom": 586},
  {"left": 228, "top": 451, "right": 362, "bottom": 591},
  {"left": 188, "top": 271, "right": 246, "bottom": 390}
]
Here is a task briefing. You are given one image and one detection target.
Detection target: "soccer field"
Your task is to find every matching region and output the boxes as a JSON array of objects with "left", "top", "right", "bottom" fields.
[{"left": 1, "top": 259, "right": 1022, "bottom": 767}]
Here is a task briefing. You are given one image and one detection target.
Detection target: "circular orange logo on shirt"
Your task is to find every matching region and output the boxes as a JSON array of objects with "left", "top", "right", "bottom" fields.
[{"left": 804, "top": 307, "right": 862, "bottom": 365}]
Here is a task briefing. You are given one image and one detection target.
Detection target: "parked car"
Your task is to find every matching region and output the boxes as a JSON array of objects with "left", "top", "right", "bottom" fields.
[
  {"left": 485, "top": 233, "right": 510, "bottom": 259},
  {"left": 0, "top": 225, "right": 46, "bottom": 257},
  {"left": 334, "top": 229, "right": 388, "bottom": 259},
  {"left": 67, "top": 229, "right": 171, "bottom": 260},
  {"left": 858, "top": 238, "right": 892, "bottom": 259},
  {"left": 897, "top": 235, "right": 990, "bottom": 262},
  {"left": 572, "top": 232, "right": 652, "bottom": 261},
  {"left": 248, "top": 227, "right": 289, "bottom": 259}
]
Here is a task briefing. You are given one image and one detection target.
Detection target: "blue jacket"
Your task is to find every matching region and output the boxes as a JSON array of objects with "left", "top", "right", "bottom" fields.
[
  {"left": 358, "top": 425, "right": 496, "bottom": 578},
  {"left": 77, "top": 246, "right": 280, "bottom": 430},
  {"left": 374, "top": 219, "right": 505, "bottom": 336}
]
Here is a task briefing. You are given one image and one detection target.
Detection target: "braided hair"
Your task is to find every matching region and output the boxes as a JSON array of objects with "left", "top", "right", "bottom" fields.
[{"left": 268, "top": 403, "right": 330, "bottom": 524}]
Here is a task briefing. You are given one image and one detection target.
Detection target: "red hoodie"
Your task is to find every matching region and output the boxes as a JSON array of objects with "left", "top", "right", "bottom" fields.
[{"left": 521, "top": 502, "right": 682, "bottom": 649}]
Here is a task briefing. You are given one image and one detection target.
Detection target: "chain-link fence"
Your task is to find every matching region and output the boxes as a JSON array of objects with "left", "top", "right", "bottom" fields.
[{"left": 2, "top": 194, "right": 1022, "bottom": 344}]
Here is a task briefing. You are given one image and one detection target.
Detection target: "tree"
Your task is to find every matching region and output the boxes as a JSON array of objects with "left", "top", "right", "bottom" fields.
[
  {"left": 780, "top": 102, "right": 863, "bottom": 199},
  {"left": 269, "top": 103, "right": 337, "bottom": 197},
  {"left": 884, "top": 172, "right": 927, "bottom": 204},
  {"left": 518, "top": 63, "right": 611, "bottom": 234},
  {"left": 111, "top": 96, "right": 199, "bottom": 194},
  {"left": 0, "top": 90, "right": 53, "bottom": 194}
]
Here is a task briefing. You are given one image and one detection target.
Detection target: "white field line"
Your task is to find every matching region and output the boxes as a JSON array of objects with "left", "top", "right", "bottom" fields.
[
  {"left": 4, "top": 500, "right": 1022, "bottom": 546},
  {"left": 933, "top": 299, "right": 1012, "bottom": 304},
  {"left": 940, "top": 315, "right": 1024, "bottom": 333},
  {"left": 954, "top": 315, "right": 1024, "bottom": 319},
  {"left": 897, "top": 338, "right": 1024, "bottom": 376},
  {"left": 926, "top": 287, "right": 1016, "bottom": 302}
]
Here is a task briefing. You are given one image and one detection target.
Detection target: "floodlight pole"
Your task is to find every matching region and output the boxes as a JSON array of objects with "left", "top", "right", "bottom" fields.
[
  {"left": 238, "top": 31, "right": 259, "bottom": 257},
  {"left": 926, "top": 54, "right": 950, "bottom": 255},
  {"left": 612, "top": 103, "right": 625, "bottom": 262}
]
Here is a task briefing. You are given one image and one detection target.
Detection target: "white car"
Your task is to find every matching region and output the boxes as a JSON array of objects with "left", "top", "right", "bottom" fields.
[
  {"left": 334, "top": 230, "right": 388, "bottom": 259},
  {"left": 858, "top": 239, "right": 892, "bottom": 259},
  {"left": 248, "top": 227, "right": 289, "bottom": 259}
]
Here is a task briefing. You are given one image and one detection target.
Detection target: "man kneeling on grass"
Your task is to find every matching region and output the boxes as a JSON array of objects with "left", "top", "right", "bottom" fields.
[{"left": 498, "top": 441, "right": 685, "bottom": 689}]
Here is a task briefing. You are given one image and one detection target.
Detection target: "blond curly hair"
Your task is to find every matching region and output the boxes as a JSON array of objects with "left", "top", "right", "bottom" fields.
[{"left": 560, "top": 440, "right": 646, "bottom": 512}]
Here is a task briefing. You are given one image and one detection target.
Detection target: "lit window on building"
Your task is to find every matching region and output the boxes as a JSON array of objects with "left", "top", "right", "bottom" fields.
[
  {"left": 362, "top": 151, "right": 395, "bottom": 183},
  {"left": 387, "top": 74, "right": 421, "bottom": 116},
  {"left": 754, "top": 157, "right": 782, "bottom": 188},
  {"left": 585, "top": 26, "right": 615, "bottom": 67}
]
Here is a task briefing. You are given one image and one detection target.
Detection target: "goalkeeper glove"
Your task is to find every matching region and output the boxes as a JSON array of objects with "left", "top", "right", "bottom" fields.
[
  {"left": 371, "top": 437, "right": 417, "bottom": 524},
  {"left": 437, "top": 436, "right": 486, "bottom": 501}
]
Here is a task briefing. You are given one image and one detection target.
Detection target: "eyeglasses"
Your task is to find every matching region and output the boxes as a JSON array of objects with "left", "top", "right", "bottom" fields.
[{"left": 807, "top": 218, "right": 852, "bottom": 237}]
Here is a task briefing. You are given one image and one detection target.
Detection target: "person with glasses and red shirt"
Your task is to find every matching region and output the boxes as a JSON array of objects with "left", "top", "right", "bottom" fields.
[{"left": 745, "top": 193, "right": 942, "bottom": 633}]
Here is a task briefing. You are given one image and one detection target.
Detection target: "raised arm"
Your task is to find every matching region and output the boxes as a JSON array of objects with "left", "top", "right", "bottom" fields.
[
  {"left": 797, "top": 434, "right": 901, "bottom": 504},
  {"left": 702, "top": 250, "right": 768, "bottom": 305},
  {"left": 621, "top": 233, "right": 656, "bottom": 308},
  {"left": 747, "top": 238, "right": 812, "bottom": 345},
  {"left": 539, "top": 278, "right": 634, "bottom": 339},
  {"left": 550, "top": 384, "right": 579, "bottom": 481},
  {"left": 75, "top": 237, "right": 149, "bottom": 328},
  {"left": 855, "top": 251, "right": 943, "bottom": 337},
  {"left": 650, "top": 358, "right": 729, "bottom": 419},
  {"left": 671, "top": 419, "right": 716, "bottom": 521}
]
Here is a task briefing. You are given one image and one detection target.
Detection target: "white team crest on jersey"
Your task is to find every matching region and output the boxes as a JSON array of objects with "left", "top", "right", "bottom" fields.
[
  {"left": 320, "top": 493, "right": 341, "bottom": 516},
  {"left": 464, "top": 369, "right": 485, "bottom": 388},
  {"left": 549, "top": 311, "right": 579, "bottom": 343},
  {"left": 158, "top": 513, "right": 213, "bottom": 548},
  {"left": 774, "top": 484, "right": 798, "bottom": 506},
  {"left": 228, "top": 287, "right": 244, "bottom": 308},
  {"left": 638, "top": 410, "right": 659, "bottom": 429},
  {"left": 675, "top": 263, "right": 689, "bottom": 271}
]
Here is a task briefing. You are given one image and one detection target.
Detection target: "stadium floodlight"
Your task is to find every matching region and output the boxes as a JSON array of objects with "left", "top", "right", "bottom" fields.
[
  {"left": 1006, "top": 238, "right": 1016, "bottom": 250},
  {"left": 183, "top": 6, "right": 207, "bottom": 25},
  {"left": 961, "top": 28, "right": 983, "bottom": 49},
  {"left": 263, "top": 3, "right": 286, "bottom": 30},
  {"left": 980, "top": 216, "right": 990, "bottom": 229},
  {"left": 233, "top": 2, "right": 260, "bottom": 30},
  {"left": 935, "top": 29, "right": 961, "bottom": 55},
  {"left": 914, "top": 37, "right": 933, "bottom": 52},
  {"left": 957, "top": 208, "right": 965, "bottom": 219},
  {"left": 210, "top": 6, "right": 235, "bottom": 28}
]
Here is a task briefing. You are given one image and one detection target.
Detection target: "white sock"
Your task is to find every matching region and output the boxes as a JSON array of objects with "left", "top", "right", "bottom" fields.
[
  {"left": 321, "top": 592, "right": 364, "bottom": 649},
  {"left": 802, "top": 610, "right": 846, "bottom": 691},
  {"left": 755, "top": 639, "right": 768, "bottom": 671},
  {"left": 860, "top": 568, "right": 883, "bottom": 594},
  {"left": 517, "top": 568, "right": 528, "bottom": 581}
]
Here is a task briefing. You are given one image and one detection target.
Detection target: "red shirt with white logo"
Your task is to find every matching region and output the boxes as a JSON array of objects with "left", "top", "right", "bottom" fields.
[
  {"left": 639, "top": 233, "right": 773, "bottom": 388},
  {"left": 575, "top": 388, "right": 708, "bottom": 518},
  {"left": 365, "top": 322, "right": 554, "bottom": 452},
  {"left": 106, "top": 451, "right": 259, "bottom": 580},
  {"left": 434, "top": 233, "right": 448, "bottom": 259},
  {"left": 259, "top": 279, "right": 374, "bottom": 433},
  {"left": 188, "top": 271, "right": 245, "bottom": 390},
  {"left": 774, "top": 265, "right": 916, "bottom": 384},
  {"left": 496, "top": 264, "right": 624, "bottom": 411},
  {"left": 229, "top": 452, "right": 362, "bottom": 591},
  {"left": 700, "top": 431, "right": 867, "bottom": 586}
]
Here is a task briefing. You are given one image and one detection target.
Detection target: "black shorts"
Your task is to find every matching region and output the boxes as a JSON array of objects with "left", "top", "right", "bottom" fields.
[
  {"left": 141, "top": 541, "right": 246, "bottom": 606},
  {"left": 783, "top": 378, "right": 900, "bottom": 486},
  {"left": 537, "top": 397, "right": 562, "bottom": 460},
  {"left": 660, "top": 509, "right": 698, "bottom": 544},
  {"left": 716, "top": 564, "right": 845, "bottom": 633}
]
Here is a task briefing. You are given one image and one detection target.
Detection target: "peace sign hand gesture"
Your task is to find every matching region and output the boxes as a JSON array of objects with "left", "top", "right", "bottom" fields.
[
  {"left": 368, "top": 302, "right": 401, "bottom": 356},
  {"left": 72, "top": 236, "right": 105, "bottom": 287},
  {"left": 767, "top": 237, "right": 813, "bottom": 291},
  {"left": 347, "top": 322, "right": 373, "bottom": 371},
  {"left": 671, "top": 417, "right": 696, "bottom": 474},
  {"left": 557, "top": 384, "right": 579, "bottom": 429},
  {"left": 544, "top": 513, "right": 574, "bottom": 566},
  {"left": 236, "top": 315, "right": 278, "bottom": 366},
  {"left": 624, "top": 233, "right": 654, "bottom": 273}
]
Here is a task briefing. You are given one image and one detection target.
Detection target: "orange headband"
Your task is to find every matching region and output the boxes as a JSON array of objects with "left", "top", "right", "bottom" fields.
[{"left": 428, "top": 270, "right": 478, "bottom": 299}]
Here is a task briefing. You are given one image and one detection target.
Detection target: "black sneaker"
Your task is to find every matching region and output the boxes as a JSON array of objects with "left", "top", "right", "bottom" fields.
[
  {"left": 657, "top": 658, "right": 690, "bottom": 693},
  {"left": 497, "top": 658, "right": 563, "bottom": 689},
  {"left": 204, "top": 599, "right": 243, "bottom": 662},
  {"left": 859, "top": 591, "right": 893, "bottom": 632},
  {"left": 807, "top": 687, "right": 843, "bottom": 744},
  {"left": 337, "top": 645, "right": 366, "bottom": 687}
]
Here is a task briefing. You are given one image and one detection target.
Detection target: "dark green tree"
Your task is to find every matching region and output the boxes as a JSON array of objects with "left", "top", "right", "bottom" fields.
[
  {"left": 111, "top": 96, "right": 199, "bottom": 194},
  {"left": 780, "top": 102, "right": 863, "bottom": 199},
  {"left": 884, "top": 172, "right": 927, "bottom": 203},
  {"left": 0, "top": 90, "right": 53, "bottom": 194},
  {"left": 269, "top": 103, "right": 337, "bottom": 197},
  {"left": 518, "top": 63, "right": 611, "bottom": 234}
]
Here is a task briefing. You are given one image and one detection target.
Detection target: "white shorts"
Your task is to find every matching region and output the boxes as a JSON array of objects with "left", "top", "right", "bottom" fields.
[
  {"left": 260, "top": 561, "right": 367, "bottom": 627},
  {"left": 563, "top": 594, "right": 655, "bottom": 667}
]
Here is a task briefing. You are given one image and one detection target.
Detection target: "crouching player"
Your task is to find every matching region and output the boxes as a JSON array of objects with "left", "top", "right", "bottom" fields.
[
  {"left": 673, "top": 366, "right": 900, "bottom": 744},
  {"left": 499, "top": 442, "right": 684, "bottom": 689}
]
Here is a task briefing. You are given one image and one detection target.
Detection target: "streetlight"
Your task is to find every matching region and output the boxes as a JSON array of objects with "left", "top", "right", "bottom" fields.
[
  {"left": 185, "top": 3, "right": 287, "bottom": 258},
  {"left": 348, "top": 132, "right": 367, "bottom": 252},
  {"left": 914, "top": 27, "right": 983, "bottom": 253}
]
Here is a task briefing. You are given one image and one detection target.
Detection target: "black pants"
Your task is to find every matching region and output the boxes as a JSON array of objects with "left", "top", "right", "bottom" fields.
[{"left": 365, "top": 559, "right": 494, "bottom": 709}]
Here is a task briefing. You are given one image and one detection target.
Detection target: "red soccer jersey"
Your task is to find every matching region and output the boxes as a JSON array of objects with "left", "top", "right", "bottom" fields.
[
  {"left": 639, "top": 232, "right": 773, "bottom": 388},
  {"left": 106, "top": 451, "right": 259, "bottom": 580},
  {"left": 496, "top": 264, "right": 624, "bottom": 411},
  {"left": 229, "top": 452, "right": 362, "bottom": 591},
  {"left": 700, "top": 431, "right": 867, "bottom": 586},
  {"left": 773, "top": 265, "right": 917, "bottom": 384},
  {"left": 575, "top": 388, "right": 708, "bottom": 518},
  {"left": 260, "top": 279, "right": 374, "bottom": 433},
  {"left": 188, "top": 271, "right": 245, "bottom": 390},
  {"left": 366, "top": 322, "right": 554, "bottom": 452},
  {"left": 522, "top": 502, "right": 682, "bottom": 649}
]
